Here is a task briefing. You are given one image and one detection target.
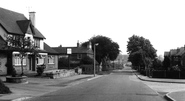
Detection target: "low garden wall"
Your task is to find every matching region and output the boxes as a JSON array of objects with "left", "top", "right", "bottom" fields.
[{"left": 44, "top": 69, "right": 81, "bottom": 79}]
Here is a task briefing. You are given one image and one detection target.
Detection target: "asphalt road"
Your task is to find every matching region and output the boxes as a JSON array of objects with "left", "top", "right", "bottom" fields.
[{"left": 27, "top": 67, "right": 166, "bottom": 101}]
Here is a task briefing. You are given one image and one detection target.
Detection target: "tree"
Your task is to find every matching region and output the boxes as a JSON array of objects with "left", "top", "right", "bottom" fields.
[
  {"left": 82, "top": 35, "right": 120, "bottom": 71},
  {"left": 127, "top": 35, "right": 157, "bottom": 70},
  {"left": 6, "top": 34, "right": 35, "bottom": 76}
]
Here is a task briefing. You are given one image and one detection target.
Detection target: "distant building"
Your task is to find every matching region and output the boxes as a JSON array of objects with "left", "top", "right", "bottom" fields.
[{"left": 52, "top": 42, "right": 94, "bottom": 69}]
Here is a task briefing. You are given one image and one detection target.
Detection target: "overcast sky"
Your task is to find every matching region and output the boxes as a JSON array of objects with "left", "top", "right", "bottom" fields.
[{"left": 1, "top": 0, "right": 185, "bottom": 56}]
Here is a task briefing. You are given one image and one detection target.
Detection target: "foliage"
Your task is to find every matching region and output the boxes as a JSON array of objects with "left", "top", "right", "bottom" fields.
[
  {"left": 0, "top": 79, "right": 11, "bottom": 94},
  {"left": 170, "top": 65, "right": 181, "bottom": 71},
  {"left": 127, "top": 35, "right": 157, "bottom": 69},
  {"left": 11, "top": 67, "right": 17, "bottom": 77},
  {"left": 80, "top": 56, "right": 94, "bottom": 65},
  {"left": 6, "top": 34, "right": 35, "bottom": 76},
  {"left": 58, "top": 57, "right": 69, "bottom": 69},
  {"left": 81, "top": 35, "right": 120, "bottom": 71},
  {"left": 152, "top": 58, "right": 163, "bottom": 70},
  {"left": 163, "top": 56, "right": 171, "bottom": 70},
  {"left": 36, "top": 64, "right": 46, "bottom": 76}
]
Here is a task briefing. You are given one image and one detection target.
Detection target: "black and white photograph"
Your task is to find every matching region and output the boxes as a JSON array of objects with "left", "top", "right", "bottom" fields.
[{"left": 0, "top": 0, "right": 184, "bottom": 101}]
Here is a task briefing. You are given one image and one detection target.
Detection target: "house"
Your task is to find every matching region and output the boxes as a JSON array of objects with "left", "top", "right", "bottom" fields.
[
  {"left": 164, "top": 46, "right": 185, "bottom": 68},
  {"left": 0, "top": 7, "right": 57, "bottom": 75},
  {"left": 175, "top": 47, "right": 185, "bottom": 67},
  {"left": 169, "top": 49, "right": 178, "bottom": 66},
  {"left": 52, "top": 42, "right": 94, "bottom": 69},
  {"left": 44, "top": 43, "right": 58, "bottom": 70}
]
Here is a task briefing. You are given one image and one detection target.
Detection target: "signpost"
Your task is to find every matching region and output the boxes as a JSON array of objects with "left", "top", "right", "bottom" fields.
[{"left": 67, "top": 48, "right": 72, "bottom": 69}]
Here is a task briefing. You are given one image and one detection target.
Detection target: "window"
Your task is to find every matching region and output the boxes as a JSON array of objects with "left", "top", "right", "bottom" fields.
[
  {"left": 34, "top": 39, "right": 40, "bottom": 48},
  {"left": 14, "top": 54, "right": 26, "bottom": 66},
  {"left": 77, "top": 54, "right": 82, "bottom": 59},
  {"left": 37, "top": 57, "right": 44, "bottom": 65},
  {"left": 48, "top": 55, "right": 54, "bottom": 64}
]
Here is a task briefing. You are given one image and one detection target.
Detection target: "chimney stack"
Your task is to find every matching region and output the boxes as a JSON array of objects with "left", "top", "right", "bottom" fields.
[
  {"left": 77, "top": 40, "right": 80, "bottom": 47},
  {"left": 29, "top": 12, "right": 36, "bottom": 27}
]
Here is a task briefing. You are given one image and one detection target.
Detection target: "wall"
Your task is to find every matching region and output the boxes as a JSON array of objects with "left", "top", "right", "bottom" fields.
[
  {"left": 0, "top": 26, "right": 8, "bottom": 75},
  {"left": 45, "top": 55, "right": 58, "bottom": 70},
  {"left": 40, "top": 40, "right": 44, "bottom": 50},
  {"left": 12, "top": 54, "right": 29, "bottom": 74},
  {"left": 0, "top": 26, "right": 7, "bottom": 40},
  {"left": 0, "top": 53, "right": 7, "bottom": 75}
]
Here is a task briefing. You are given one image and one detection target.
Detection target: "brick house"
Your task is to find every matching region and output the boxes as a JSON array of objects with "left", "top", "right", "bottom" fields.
[
  {"left": 52, "top": 42, "right": 94, "bottom": 69},
  {"left": 165, "top": 47, "right": 185, "bottom": 68},
  {"left": 175, "top": 47, "right": 185, "bottom": 67},
  {"left": 0, "top": 7, "right": 57, "bottom": 75},
  {"left": 44, "top": 43, "right": 58, "bottom": 70}
]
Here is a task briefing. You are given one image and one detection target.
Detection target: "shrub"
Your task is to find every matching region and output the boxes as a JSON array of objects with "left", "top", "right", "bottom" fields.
[
  {"left": 36, "top": 64, "right": 46, "bottom": 76},
  {"left": 58, "top": 57, "right": 69, "bottom": 69},
  {"left": 0, "top": 79, "right": 11, "bottom": 94},
  {"left": 11, "top": 67, "right": 17, "bottom": 77}
]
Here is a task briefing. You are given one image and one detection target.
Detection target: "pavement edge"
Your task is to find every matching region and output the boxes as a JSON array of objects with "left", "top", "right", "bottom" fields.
[
  {"left": 132, "top": 70, "right": 176, "bottom": 101},
  {"left": 164, "top": 93, "right": 176, "bottom": 101}
]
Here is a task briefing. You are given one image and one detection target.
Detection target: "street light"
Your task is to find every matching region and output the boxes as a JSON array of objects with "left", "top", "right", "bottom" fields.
[{"left": 94, "top": 43, "right": 99, "bottom": 77}]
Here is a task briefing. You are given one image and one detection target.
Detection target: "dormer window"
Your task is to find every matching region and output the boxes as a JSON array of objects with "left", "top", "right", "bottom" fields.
[{"left": 34, "top": 39, "right": 40, "bottom": 48}]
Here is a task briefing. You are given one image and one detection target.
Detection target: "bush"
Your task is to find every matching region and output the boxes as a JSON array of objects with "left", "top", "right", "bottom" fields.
[
  {"left": 58, "top": 57, "right": 69, "bottom": 69},
  {"left": 0, "top": 79, "right": 11, "bottom": 94},
  {"left": 36, "top": 64, "right": 46, "bottom": 76}
]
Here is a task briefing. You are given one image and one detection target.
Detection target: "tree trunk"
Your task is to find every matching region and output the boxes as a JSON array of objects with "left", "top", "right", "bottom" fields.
[
  {"left": 102, "top": 58, "right": 108, "bottom": 71},
  {"left": 21, "top": 56, "right": 24, "bottom": 76}
]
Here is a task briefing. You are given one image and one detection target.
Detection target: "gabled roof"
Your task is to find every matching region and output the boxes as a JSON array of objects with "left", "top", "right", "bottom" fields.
[
  {"left": 16, "top": 20, "right": 31, "bottom": 34},
  {"left": 52, "top": 46, "right": 93, "bottom": 54},
  {"left": 0, "top": 7, "right": 45, "bottom": 39},
  {"left": 44, "top": 43, "right": 58, "bottom": 55}
]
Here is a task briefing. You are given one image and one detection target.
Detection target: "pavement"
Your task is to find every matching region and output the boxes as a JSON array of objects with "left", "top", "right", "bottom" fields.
[
  {"left": 133, "top": 70, "right": 185, "bottom": 101},
  {"left": 0, "top": 73, "right": 103, "bottom": 101}
]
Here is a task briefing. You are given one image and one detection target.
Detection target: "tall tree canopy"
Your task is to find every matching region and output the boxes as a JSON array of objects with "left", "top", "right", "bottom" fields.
[
  {"left": 127, "top": 35, "right": 157, "bottom": 69},
  {"left": 82, "top": 35, "right": 120, "bottom": 70}
]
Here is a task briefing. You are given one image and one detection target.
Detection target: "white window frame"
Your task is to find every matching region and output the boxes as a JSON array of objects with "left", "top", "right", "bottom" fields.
[
  {"left": 48, "top": 55, "right": 54, "bottom": 64},
  {"left": 14, "top": 54, "right": 26, "bottom": 66},
  {"left": 37, "top": 57, "right": 44, "bottom": 65}
]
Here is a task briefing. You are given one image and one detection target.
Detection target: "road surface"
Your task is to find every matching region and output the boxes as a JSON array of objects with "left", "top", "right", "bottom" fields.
[{"left": 27, "top": 66, "right": 166, "bottom": 101}]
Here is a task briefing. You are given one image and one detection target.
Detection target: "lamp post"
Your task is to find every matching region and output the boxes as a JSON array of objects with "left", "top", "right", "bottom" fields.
[{"left": 94, "top": 43, "right": 99, "bottom": 77}]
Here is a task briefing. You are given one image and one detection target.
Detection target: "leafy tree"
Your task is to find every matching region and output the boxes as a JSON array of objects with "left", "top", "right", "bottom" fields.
[
  {"left": 127, "top": 35, "right": 157, "bottom": 70},
  {"left": 6, "top": 34, "right": 35, "bottom": 76},
  {"left": 82, "top": 35, "right": 120, "bottom": 71}
]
